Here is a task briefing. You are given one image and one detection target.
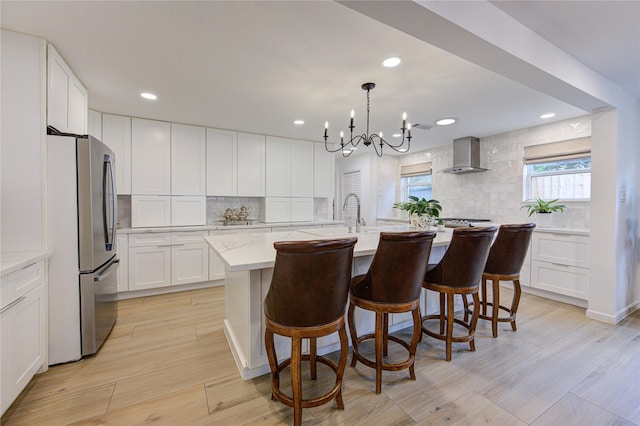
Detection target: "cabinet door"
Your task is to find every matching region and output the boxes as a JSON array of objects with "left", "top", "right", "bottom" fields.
[
  {"left": 265, "top": 136, "right": 291, "bottom": 197},
  {"left": 1, "top": 285, "right": 46, "bottom": 416},
  {"left": 206, "top": 128, "right": 237, "bottom": 196},
  {"left": 209, "top": 248, "right": 226, "bottom": 281},
  {"left": 131, "top": 195, "right": 171, "bottom": 228},
  {"left": 237, "top": 133, "right": 265, "bottom": 197},
  {"left": 171, "top": 196, "right": 206, "bottom": 226},
  {"left": 314, "top": 143, "right": 334, "bottom": 198},
  {"left": 87, "top": 109, "right": 102, "bottom": 140},
  {"left": 116, "top": 234, "right": 128, "bottom": 292},
  {"left": 290, "top": 197, "right": 314, "bottom": 222},
  {"left": 68, "top": 79, "right": 87, "bottom": 135},
  {"left": 128, "top": 245, "right": 171, "bottom": 290},
  {"left": 171, "top": 124, "right": 206, "bottom": 195},
  {"left": 172, "top": 242, "right": 209, "bottom": 286},
  {"left": 290, "top": 140, "right": 314, "bottom": 197},
  {"left": 102, "top": 114, "right": 132, "bottom": 195},
  {"left": 264, "top": 197, "right": 291, "bottom": 223},
  {"left": 47, "top": 45, "right": 70, "bottom": 133},
  {"left": 531, "top": 260, "right": 589, "bottom": 300},
  {"left": 131, "top": 118, "right": 171, "bottom": 195}
]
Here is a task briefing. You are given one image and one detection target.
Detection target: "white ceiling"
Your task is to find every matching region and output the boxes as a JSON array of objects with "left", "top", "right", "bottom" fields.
[{"left": 2, "top": 1, "right": 637, "bottom": 154}]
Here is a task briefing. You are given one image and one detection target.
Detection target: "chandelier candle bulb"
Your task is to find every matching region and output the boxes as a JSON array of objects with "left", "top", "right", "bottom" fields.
[
  {"left": 340, "top": 131, "right": 344, "bottom": 143},
  {"left": 402, "top": 112, "right": 407, "bottom": 129}
]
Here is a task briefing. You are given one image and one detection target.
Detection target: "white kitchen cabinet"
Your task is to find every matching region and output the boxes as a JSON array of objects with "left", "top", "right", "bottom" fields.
[
  {"left": 47, "top": 44, "right": 87, "bottom": 135},
  {"left": 530, "top": 230, "right": 590, "bottom": 300},
  {"left": 290, "top": 197, "right": 314, "bottom": 222},
  {"left": 171, "top": 196, "right": 206, "bottom": 226},
  {"left": 1, "top": 261, "right": 47, "bottom": 416},
  {"left": 314, "top": 142, "right": 334, "bottom": 198},
  {"left": 171, "top": 232, "right": 209, "bottom": 285},
  {"left": 131, "top": 195, "right": 171, "bottom": 228},
  {"left": 291, "top": 140, "right": 314, "bottom": 197},
  {"left": 264, "top": 197, "right": 291, "bottom": 222},
  {"left": 131, "top": 118, "right": 171, "bottom": 195},
  {"left": 237, "top": 132, "right": 265, "bottom": 197},
  {"left": 116, "top": 234, "right": 128, "bottom": 292},
  {"left": 128, "top": 233, "right": 172, "bottom": 291},
  {"left": 87, "top": 109, "right": 102, "bottom": 140},
  {"left": 102, "top": 114, "right": 132, "bottom": 195},
  {"left": 171, "top": 124, "right": 206, "bottom": 196},
  {"left": 206, "top": 128, "right": 237, "bottom": 196},
  {"left": 266, "top": 136, "right": 291, "bottom": 197}
]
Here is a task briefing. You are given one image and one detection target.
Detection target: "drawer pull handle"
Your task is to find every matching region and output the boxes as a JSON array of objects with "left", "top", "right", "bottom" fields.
[
  {"left": 551, "top": 262, "right": 570, "bottom": 267},
  {"left": 21, "top": 262, "right": 37, "bottom": 270},
  {"left": 1, "top": 296, "right": 27, "bottom": 314}
]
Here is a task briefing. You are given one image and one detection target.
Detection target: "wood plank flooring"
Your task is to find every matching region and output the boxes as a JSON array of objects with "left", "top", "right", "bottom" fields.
[{"left": 2, "top": 286, "right": 639, "bottom": 425}]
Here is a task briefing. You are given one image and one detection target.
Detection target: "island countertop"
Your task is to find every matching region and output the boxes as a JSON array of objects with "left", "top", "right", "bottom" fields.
[{"left": 205, "top": 226, "right": 453, "bottom": 273}]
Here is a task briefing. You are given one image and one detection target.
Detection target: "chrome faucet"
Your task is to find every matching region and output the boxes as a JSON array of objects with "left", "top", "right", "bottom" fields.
[{"left": 343, "top": 192, "right": 362, "bottom": 233}]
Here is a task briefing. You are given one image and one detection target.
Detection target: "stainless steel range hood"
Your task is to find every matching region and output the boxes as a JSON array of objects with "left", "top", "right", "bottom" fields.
[{"left": 442, "top": 136, "right": 488, "bottom": 174}]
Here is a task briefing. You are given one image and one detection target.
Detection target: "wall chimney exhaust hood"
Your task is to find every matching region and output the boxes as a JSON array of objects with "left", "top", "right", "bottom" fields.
[{"left": 442, "top": 136, "right": 488, "bottom": 174}]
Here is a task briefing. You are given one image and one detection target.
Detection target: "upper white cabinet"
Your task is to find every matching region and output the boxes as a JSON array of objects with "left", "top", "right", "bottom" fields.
[
  {"left": 87, "top": 109, "right": 102, "bottom": 140},
  {"left": 102, "top": 114, "right": 132, "bottom": 195},
  {"left": 131, "top": 118, "right": 171, "bottom": 195},
  {"left": 171, "top": 124, "right": 206, "bottom": 196},
  {"left": 265, "top": 137, "right": 314, "bottom": 197},
  {"left": 207, "top": 128, "right": 237, "bottom": 196},
  {"left": 171, "top": 196, "right": 206, "bottom": 226},
  {"left": 47, "top": 44, "right": 87, "bottom": 135},
  {"left": 314, "top": 143, "right": 334, "bottom": 198},
  {"left": 237, "top": 132, "right": 265, "bottom": 197},
  {"left": 291, "top": 140, "right": 314, "bottom": 197}
]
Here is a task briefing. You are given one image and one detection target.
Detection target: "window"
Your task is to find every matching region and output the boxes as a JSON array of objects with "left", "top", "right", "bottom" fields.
[
  {"left": 400, "top": 162, "right": 432, "bottom": 201},
  {"left": 523, "top": 137, "right": 591, "bottom": 200},
  {"left": 342, "top": 170, "right": 361, "bottom": 225}
]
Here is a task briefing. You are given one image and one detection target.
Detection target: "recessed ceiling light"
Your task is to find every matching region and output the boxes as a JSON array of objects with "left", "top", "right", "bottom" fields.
[
  {"left": 382, "top": 57, "right": 401, "bottom": 68},
  {"left": 140, "top": 92, "right": 157, "bottom": 100},
  {"left": 293, "top": 120, "right": 304, "bottom": 125},
  {"left": 540, "top": 113, "right": 556, "bottom": 119},
  {"left": 435, "top": 118, "right": 457, "bottom": 126}
]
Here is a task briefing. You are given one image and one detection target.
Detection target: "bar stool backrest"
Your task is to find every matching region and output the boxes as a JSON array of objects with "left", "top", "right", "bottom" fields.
[
  {"left": 361, "top": 231, "right": 436, "bottom": 303},
  {"left": 264, "top": 237, "right": 357, "bottom": 327},
  {"left": 426, "top": 227, "right": 497, "bottom": 288},
  {"left": 484, "top": 223, "right": 536, "bottom": 276}
]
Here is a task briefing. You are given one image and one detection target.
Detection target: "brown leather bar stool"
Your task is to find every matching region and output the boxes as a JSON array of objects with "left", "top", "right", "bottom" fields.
[
  {"left": 348, "top": 231, "right": 436, "bottom": 394},
  {"left": 264, "top": 237, "right": 357, "bottom": 426},
  {"left": 421, "top": 227, "right": 497, "bottom": 361},
  {"left": 463, "top": 223, "right": 535, "bottom": 337}
]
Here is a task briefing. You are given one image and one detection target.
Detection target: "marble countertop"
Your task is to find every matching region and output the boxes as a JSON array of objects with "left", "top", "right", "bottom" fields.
[
  {"left": 533, "top": 227, "right": 589, "bottom": 235},
  {"left": 1, "top": 250, "right": 52, "bottom": 277},
  {"left": 205, "top": 225, "right": 453, "bottom": 272},
  {"left": 118, "top": 220, "right": 345, "bottom": 234}
]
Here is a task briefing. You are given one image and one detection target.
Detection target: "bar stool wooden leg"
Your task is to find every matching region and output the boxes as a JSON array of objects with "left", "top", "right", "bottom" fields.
[
  {"left": 491, "top": 279, "right": 500, "bottom": 338},
  {"left": 382, "top": 313, "right": 389, "bottom": 356},
  {"left": 265, "top": 328, "right": 278, "bottom": 401},
  {"left": 439, "top": 293, "right": 446, "bottom": 335},
  {"left": 375, "top": 312, "right": 383, "bottom": 394},
  {"left": 335, "top": 325, "right": 348, "bottom": 410},
  {"left": 446, "top": 293, "right": 455, "bottom": 361},
  {"left": 469, "top": 292, "right": 480, "bottom": 351},
  {"left": 481, "top": 278, "right": 488, "bottom": 316},
  {"left": 347, "top": 302, "right": 358, "bottom": 367},
  {"left": 291, "top": 336, "right": 303, "bottom": 426},
  {"left": 409, "top": 307, "right": 421, "bottom": 381},
  {"left": 310, "top": 337, "right": 317, "bottom": 380},
  {"left": 511, "top": 279, "right": 522, "bottom": 331}
]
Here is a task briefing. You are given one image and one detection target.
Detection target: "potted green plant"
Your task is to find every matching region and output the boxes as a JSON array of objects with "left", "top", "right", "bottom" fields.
[
  {"left": 522, "top": 198, "right": 566, "bottom": 227},
  {"left": 437, "top": 219, "right": 446, "bottom": 232},
  {"left": 393, "top": 196, "right": 442, "bottom": 228}
]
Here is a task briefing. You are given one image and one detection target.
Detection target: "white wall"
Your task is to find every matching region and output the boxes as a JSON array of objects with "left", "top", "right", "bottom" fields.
[
  {"left": 1, "top": 30, "right": 46, "bottom": 252},
  {"left": 378, "top": 115, "right": 592, "bottom": 228}
]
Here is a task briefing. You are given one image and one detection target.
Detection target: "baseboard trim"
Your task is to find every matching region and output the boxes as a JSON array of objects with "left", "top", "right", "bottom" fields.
[{"left": 586, "top": 301, "right": 640, "bottom": 324}]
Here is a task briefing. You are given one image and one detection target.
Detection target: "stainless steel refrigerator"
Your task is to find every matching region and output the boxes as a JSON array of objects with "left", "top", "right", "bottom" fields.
[{"left": 47, "top": 131, "right": 118, "bottom": 364}]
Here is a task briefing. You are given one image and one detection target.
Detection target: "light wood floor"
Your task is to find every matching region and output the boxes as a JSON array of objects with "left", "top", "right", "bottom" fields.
[{"left": 2, "top": 286, "right": 639, "bottom": 425}]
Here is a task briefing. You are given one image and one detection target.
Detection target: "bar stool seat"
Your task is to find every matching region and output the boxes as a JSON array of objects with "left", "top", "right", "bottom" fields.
[
  {"left": 421, "top": 227, "right": 497, "bottom": 361},
  {"left": 348, "top": 231, "right": 435, "bottom": 394},
  {"left": 464, "top": 223, "right": 535, "bottom": 337},
  {"left": 264, "top": 237, "right": 357, "bottom": 426}
]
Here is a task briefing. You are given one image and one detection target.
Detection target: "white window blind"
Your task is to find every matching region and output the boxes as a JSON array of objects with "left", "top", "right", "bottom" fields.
[
  {"left": 400, "top": 162, "right": 432, "bottom": 177},
  {"left": 342, "top": 171, "right": 361, "bottom": 225},
  {"left": 524, "top": 137, "right": 591, "bottom": 164}
]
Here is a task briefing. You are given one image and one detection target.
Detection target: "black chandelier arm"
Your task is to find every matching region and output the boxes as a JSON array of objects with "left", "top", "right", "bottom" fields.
[{"left": 369, "top": 133, "right": 412, "bottom": 154}]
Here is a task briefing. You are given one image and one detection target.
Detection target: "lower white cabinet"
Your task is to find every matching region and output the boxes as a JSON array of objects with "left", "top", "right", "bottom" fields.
[
  {"left": 1, "top": 261, "right": 47, "bottom": 416},
  {"left": 127, "top": 232, "right": 208, "bottom": 292},
  {"left": 530, "top": 230, "right": 590, "bottom": 300},
  {"left": 116, "top": 234, "right": 128, "bottom": 292}
]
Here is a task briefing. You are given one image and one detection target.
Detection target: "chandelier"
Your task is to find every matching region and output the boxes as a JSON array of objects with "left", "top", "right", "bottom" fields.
[{"left": 323, "top": 82, "right": 411, "bottom": 157}]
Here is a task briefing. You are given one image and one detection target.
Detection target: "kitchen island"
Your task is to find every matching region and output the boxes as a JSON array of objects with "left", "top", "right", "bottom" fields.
[{"left": 205, "top": 226, "right": 453, "bottom": 379}]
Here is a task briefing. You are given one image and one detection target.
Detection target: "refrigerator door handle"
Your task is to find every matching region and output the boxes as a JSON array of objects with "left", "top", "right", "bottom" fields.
[
  {"left": 102, "top": 154, "right": 117, "bottom": 251},
  {"left": 94, "top": 258, "right": 120, "bottom": 282}
]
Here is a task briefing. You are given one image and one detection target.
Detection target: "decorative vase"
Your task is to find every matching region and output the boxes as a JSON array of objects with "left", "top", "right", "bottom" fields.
[
  {"left": 410, "top": 214, "right": 435, "bottom": 229},
  {"left": 536, "top": 212, "right": 553, "bottom": 228}
]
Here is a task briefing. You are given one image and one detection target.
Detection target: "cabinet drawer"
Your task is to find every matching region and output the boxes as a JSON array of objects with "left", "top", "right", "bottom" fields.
[
  {"left": 1, "top": 260, "right": 45, "bottom": 309},
  {"left": 531, "top": 232, "right": 589, "bottom": 268},
  {"left": 128, "top": 233, "right": 172, "bottom": 247},
  {"left": 531, "top": 260, "right": 589, "bottom": 300},
  {"left": 172, "top": 231, "right": 206, "bottom": 244}
]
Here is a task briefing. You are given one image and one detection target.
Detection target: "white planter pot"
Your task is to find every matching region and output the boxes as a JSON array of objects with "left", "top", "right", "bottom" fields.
[
  {"left": 410, "top": 214, "right": 435, "bottom": 229},
  {"left": 536, "top": 212, "right": 553, "bottom": 227}
]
